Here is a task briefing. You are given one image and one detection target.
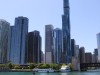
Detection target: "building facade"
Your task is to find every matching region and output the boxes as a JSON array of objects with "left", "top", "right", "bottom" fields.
[
  {"left": 75, "top": 45, "right": 79, "bottom": 58},
  {"left": 79, "top": 47, "right": 85, "bottom": 63},
  {"left": 0, "top": 20, "right": 10, "bottom": 63},
  {"left": 8, "top": 26, "right": 14, "bottom": 63},
  {"left": 28, "top": 30, "right": 41, "bottom": 63},
  {"left": 45, "top": 25, "right": 54, "bottom": 64},
  {"left": 85, "top": 52, "right": 92, "bottom": 63},
  {"left": 8, "top": 16, "right": 28, "bottom": 64},
  {"left": 71, "top": 39, "right": 76, "bottom": 57},
  {"left": 53, "top": 28, "right": 62, "bottom": 64},
  {"left": 62, "top": 0, "right": 71, "bottom": 63},
  {"left": 97, "top": 33, "right": 100, "bottom": 62},
  {"left": 71, "top": 45, "right": 80, "bottom": 71},
  {"left": 93, "top": 48, "right": 98, "bottom": 63}
]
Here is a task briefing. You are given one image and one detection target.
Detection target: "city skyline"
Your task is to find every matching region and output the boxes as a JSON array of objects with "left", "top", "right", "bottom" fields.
[{"left": 0, "top": 0, "right": 100, "bottom": 53}]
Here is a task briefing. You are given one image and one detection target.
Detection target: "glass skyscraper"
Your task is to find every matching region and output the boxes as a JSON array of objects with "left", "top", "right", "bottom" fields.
[
  {"left": 0, "top": 19, "right": 10, "bottom": 63},
  {"left": 97, "top": 33, "right": 100, "bottom": 62},
  {"left": 53, "top": 28, "right": 62, "bottom": 64},
  {"left": 8, "top": 16, "right": 28, "bottom": 64},
  {"left": 62, "top": 0, "right": 71, "bottom": 63},
  {"left": 93, "top": 48, "right": 98, "bottom": 63},
  {"left": 79, "top": 47, "right": 85, "bottom": 63},
  {"left": 28, "top": 30, "right": 42, "bottom": 63},
  {"left": 71, "top": 39, "right": 76, "bottom": 57}
]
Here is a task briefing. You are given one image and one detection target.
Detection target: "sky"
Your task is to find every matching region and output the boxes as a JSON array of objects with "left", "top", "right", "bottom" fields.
[{"left": 0, "top": 0, "right": 100, "bottom": 53}]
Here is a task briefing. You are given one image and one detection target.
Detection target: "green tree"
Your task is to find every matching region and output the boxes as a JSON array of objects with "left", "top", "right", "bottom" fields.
[
  {"left": 29, "top": 63, "right": 36, "bottom": 69},
  {"left": 38, "top": 64, "right": 50, "bottom": 69},
  {"left": 7, "top": 63, "right": 13, "bottom": 69},
  {"left": 14, "top": 65, "right": 21, "bottom": 69},
  {"left": 68, "top": 63, "right": 73, "bottom": 70},
  {"left": 50, "top": 64, "right": 60, "bottom": 70},
  {"left": 0, "top": 64, "right": 6, "bottom": 67}
]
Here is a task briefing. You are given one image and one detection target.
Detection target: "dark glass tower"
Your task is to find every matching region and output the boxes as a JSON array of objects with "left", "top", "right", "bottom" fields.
[
  {"left": 71, "top": 39, "right": 75, "bottom": 57},
  {"left": 62, "top": 0, "right": 71, "bottom": 63},
  {"left": 28, "top": 30, "right": 42, "bottom": 63}
]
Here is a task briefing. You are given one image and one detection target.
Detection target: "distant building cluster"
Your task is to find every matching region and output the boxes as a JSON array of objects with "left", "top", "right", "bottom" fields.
[{"left": 0, "top": 0, "right": 100, "bottom": 71}]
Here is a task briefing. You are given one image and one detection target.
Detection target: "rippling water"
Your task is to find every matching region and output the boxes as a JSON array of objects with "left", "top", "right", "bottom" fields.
[{"left": 0, "top": 72, "right": 100, "bottom": 75}]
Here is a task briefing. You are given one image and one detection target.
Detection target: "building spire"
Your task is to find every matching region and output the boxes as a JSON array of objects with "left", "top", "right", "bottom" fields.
[
  {"left": 63, "top": 0, "right": 69, "bottom": 15},
  {"left": 64, "top": 0, "right": 69, "bottom": 8}
]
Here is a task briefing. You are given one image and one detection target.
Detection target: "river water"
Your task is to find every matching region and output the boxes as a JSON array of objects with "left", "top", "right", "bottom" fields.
[{"left": 0, "top": 72, "right": 100, "bottom": 75}]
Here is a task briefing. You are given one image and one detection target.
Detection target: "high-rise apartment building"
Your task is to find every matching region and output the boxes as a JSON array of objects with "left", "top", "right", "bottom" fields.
[
  {"left": 97, "top": 33, "right": 100, "bottom": 62},
  {"left": 75, "top": 45, "right": 79, "bottom": 58},
  {"left": 0, "top": 20, "right": 10, "bottom": 63},
  {"left": 8, "top": 26, "right": 14, "bottom": 63},
  {"left": 41, "top": 51, "right": 45, "bottom": 63},
  {"left": 92, "top": 49, "right": 98, "bottom": 63},
  {"left": 45, "top": 25, "right": 53, "bottom": 64},
  {"left": 79, "top": 47, "right": 85, "bottom": 63},
  {"left": 53, "top": 28, "right": 62, "bottom": 64},
  {"left": 8, "top": 16, "right": 28, "bottom": 64},
  {"left": 62, "top": 0, "right": 71, "bottom": 63},
  {"left": 28, "top": 30, "right": 41, "bottom": 63},
  {"left": 85, "top": 52, "right": 92, "bottom": 63},
  {"left": 71, "top": 39, "right": 76, "bottom": 57}
]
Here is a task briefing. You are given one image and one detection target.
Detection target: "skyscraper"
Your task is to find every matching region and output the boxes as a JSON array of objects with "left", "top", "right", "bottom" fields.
[
  {"left": 28, "top": 30, "right": 42, "bottom": 63},
  {"left": 75, "top": 45, "right": 79, "bottom": 58},
  {"left": 94, "top": 48, "right": 98, "bottom": 63},
  {"left": 62, "top": 0, "right": 71, "bottom": 63},
  {"left": 0, "top": 20, "right": 10, "bottom": 63},
  {"left": 97, "top": 33, "right": 100, "bottom": 62},
  {"left": 53, "top": 28, "right": 62, "bottom": 64},
  {"left": 92, "top": 48, "right": 98, "bottom": 63},
  {"left": 8, "top": 26, "right": 15, "bottom": 63},
  {"left": 45, "top": 25, "right": 53, "bottom": 64},
  {"left": 85, "top": 52, "right": 92, "bottom": 63},
  {"left": 71, "top": 45, "right": 80, "bottom": 71},
  {"left": 8, "top": 16, "right": 28, "bottom": 64},
  {"left": 79, "top": 47, "right": 85, "bottom": 63},
  {"left": 71, "top": 39, "right": 76, "bottom": 57}
]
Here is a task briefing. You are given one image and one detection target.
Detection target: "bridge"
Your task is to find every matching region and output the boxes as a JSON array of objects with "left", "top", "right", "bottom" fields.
[{"left": 80, "top": 63, "right": 100, "bottom": 70}]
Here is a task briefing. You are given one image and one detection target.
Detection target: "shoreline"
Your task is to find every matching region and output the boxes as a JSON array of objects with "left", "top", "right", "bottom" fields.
[{"left": 0, "top": 69, "right": 81, "bottom": 72}]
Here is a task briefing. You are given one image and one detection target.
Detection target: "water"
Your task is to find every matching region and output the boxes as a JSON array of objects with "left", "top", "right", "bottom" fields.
[{"left": 0, "top": 72, "right": 100, "bottom": 75}]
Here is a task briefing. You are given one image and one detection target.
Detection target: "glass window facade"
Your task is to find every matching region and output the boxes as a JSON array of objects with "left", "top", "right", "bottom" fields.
[
  {"left": 53, "top": 28, "right": 62, "bottom": 64},
  {"left": 8, "top": 16, "right": 28, "bottom": 64},
  {"left": 0, "top": 20, "right": 10, "bottom": 63},
  {"left": 28, "top": 31, "right": 42, "bottom": 63},
  {"left": 97, "top": 33, "right": 100, "bottom": 62},
  {"left": 62, "top": 0, "right": 71, "bottom": 63}
]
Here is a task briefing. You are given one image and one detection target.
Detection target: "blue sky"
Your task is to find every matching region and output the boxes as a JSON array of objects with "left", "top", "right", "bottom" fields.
[{"left": 0, "top": 0, "right": 100, "bottom": 53}]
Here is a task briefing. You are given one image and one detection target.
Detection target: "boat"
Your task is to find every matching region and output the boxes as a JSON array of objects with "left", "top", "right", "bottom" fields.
[
  {"left": 33, "top": 68, "right": 54, "bottom": 73},
  {"left": 60, "top": 65, "right": 70, "bottom": 72}
]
